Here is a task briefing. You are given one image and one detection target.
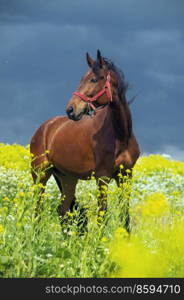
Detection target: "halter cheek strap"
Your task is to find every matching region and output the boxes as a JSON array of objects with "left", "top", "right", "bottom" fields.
[{"left": 73, "top": 72, "right": 112, "bottom": 112}]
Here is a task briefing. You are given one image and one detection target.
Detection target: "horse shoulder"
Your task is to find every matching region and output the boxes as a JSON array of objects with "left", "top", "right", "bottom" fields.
[{"left": 30, "top": 116, "right": 67, "bottom": 167}]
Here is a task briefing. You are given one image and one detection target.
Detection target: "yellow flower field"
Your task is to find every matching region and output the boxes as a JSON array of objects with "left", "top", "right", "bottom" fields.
[{"left": 0, "top": 143, "right": 184, "bottom": 277}]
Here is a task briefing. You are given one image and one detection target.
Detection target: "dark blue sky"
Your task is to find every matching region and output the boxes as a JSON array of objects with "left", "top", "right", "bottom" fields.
[{"left": 0, "top": 0, "right": 184, "bottom": 159}]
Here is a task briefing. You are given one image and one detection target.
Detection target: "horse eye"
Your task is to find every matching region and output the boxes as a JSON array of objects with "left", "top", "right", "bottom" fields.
[{"left": 90, "top": 78, "right": 97, "bottom": 83}]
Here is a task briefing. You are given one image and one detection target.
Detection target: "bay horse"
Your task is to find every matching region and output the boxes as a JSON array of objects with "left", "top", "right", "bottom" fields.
[{"left": 30, "top": 50, "right": 140, "bottom": 232}]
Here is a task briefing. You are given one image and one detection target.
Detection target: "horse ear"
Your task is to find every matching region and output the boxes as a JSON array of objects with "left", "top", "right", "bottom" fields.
[
  {"left": 86, "top": 52, "right": 94, "bottom": 68},
  {"left": 97, "top": 49, "right": 104, "bottom": 68}
]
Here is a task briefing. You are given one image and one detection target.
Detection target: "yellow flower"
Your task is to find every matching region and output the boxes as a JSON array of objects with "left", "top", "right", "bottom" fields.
[
  {"left": 118, "top": 172, "right": 123, "bottom": 178},
  {"left": 141, "top": 193, "right": 170, "bottom": 217},
  {"left": 134, "top": 154, "right": 184, "bottom": 176},
  {"left": 37, "top": 183, "right": 45, "bottom": 189},
  {"left": 18, "top": 191, "right": 24, "bottom": 197},
  {"left": 109, "top": 236, "right": 167, "bottom": 277},
  {"left": 172, "top": 191, "right": 180, "bottom": 197},
  {"left": 0, "top": 225, "right": 4, "bottom": 234},
  {"left": 0, "top": 207, "right": 8, "bottom": 215},
  {"left": 101, "top": 237, "right": 108, "bottom": 243},
  {"left": 176, "top": 210, "right": 182, "bottom": 215},
  {"left": 114, "top": 227, "right": 129, "bottom": 239},
  {"left": 67, "top": 212, "right": 74, "bottom": 217},
  {"left": 99, "top": 211, "right": 105, "bottom": 217},
  {"left": 3, "top": 197, "right": 9, "bottom": 202},
  {"left": 0, "top": 143, "right": 31, "bottom": 170}
]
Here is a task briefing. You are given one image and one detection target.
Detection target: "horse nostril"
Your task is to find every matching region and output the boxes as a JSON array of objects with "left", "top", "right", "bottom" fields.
[
  {"left": 66, "top": 106, "right": 75, "bottom": 119},
  {"left": 68, "top": 106, "right": 74, "bottom": 114},
  {"left": 67, "top": 106, "right": 74, "bottom": 116}
]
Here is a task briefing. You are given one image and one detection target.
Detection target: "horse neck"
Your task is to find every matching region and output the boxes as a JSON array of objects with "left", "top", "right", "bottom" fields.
[{"left": 108, "top": 94, "right": 132, "bottom": 143}]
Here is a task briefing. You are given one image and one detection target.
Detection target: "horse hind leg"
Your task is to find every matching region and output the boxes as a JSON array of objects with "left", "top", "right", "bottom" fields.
[
  {"left": 53, "top": 174, "right": 78, "bottom": 219},
  {"left": 114, "top": 169, "right": 132, "bottom": 233},
  {"left": 53, "top": 173, "right": 63, "bottom": 194},
  {"left": 96, "top": 177, "right": 110, "bottom": 225}
]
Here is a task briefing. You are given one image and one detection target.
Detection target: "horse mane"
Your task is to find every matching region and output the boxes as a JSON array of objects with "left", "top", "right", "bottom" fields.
[
  {"left": 103, "top": 57, "right": 129, "bottom": 98},
  {"left": 103, "top": 57, "right": 132, "bottom": 139}
]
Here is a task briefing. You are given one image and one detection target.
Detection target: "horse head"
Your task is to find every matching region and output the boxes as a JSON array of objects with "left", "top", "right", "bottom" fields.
[{"left": 66, "top": 50, "right": 118, "bottom": 121}]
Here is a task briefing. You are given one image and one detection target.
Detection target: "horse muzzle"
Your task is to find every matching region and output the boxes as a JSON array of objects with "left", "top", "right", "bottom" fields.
[{"left": 66, "top": 106, "right": 85, "bottom": 121}]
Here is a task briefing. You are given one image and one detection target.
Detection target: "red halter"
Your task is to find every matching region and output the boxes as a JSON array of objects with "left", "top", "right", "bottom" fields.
[{"left": 73, "top": 72, "right": 112, "bottom": 112}]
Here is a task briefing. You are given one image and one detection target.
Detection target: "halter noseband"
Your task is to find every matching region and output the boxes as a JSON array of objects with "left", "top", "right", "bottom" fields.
[{"left": 73, "top": 72, "right": 112, "bottom": 112}]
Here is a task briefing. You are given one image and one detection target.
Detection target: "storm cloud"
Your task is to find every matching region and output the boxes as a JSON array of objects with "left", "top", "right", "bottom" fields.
[{"left": 0, "top": 0, "right": 183, "bottom": 159}]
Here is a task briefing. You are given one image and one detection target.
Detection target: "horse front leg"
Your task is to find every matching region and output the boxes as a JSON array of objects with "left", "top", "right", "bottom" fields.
[
  {"left": 55, "top": 175, "right": 78, "bottom": 219},
  {"left": 54, "top": 175, "right": 88, "bottom": 233}
]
